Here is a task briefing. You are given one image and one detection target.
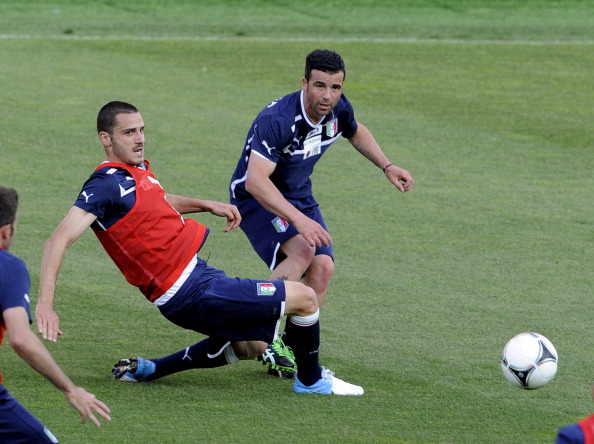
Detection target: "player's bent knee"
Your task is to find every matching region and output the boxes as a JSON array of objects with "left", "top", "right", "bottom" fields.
[
  {"left": 310, "top": 255, "right": 335, "bottom": 280},
  {"left": 284, "top": 281, "right": 318, "bottom": 316},
  {"left": 321, "top": 258, "right": 335, "bottom": 278}
]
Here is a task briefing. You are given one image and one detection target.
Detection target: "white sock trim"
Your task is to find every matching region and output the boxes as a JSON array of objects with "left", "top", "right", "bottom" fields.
[{"left": 288, "top": 309, "right": 320, "bottom": 327}]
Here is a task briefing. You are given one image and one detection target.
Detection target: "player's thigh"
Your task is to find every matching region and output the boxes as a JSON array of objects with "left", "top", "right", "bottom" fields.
[
  {"left": 170, "top": 276, "right": 287, "bottom": 344},
  {"left": 290, "top": 204, "right": 334, "bottom": 261},
  {"left": 239, "top": 204, "right": 300, "bottom": 268}
]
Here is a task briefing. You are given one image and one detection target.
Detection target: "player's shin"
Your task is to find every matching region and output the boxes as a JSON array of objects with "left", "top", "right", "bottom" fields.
[
  {"left": 147, "top": 338, "right": 234, "bottom": 380},
  {"left": 285, "top": 310, "right": 322, "bottom": 386}
]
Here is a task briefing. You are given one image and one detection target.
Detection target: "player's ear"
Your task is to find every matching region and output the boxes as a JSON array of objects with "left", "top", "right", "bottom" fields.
[
  {"left": 301, "top": 77, "right": 308, "bottom": 90},
  {"left": 0, "top": 223, "right": 11, "bottom": 243},
  {"left": 99, "top": 131, "right": 111, "bottom": 147}
]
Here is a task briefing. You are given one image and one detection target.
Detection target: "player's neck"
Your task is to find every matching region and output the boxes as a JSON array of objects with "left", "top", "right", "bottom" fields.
[{"left": 304, "top": 108, "right": 324, "bottom": 126}]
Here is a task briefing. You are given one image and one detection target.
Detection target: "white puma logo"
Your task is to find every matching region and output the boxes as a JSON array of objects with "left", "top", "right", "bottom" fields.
[{"left": 81, "top": 191, "right": 94, "bottom": 203}]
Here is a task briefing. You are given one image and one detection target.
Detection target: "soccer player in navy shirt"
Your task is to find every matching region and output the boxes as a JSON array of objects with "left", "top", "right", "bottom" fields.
[
  {"left": 229, "top": 49, "right": 414, "bottom": 376},
  {"left": 36, "top": 101, "right": 363, "bottom": 396},
  {"left": 0, "top": 186, "right": 110, "bottom": 443}
]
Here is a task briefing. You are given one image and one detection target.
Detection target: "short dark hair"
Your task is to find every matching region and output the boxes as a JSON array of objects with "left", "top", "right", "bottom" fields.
[
  {"left": 97, "top": 101, "right": 139, "bottom": 134},
  {"left": 304, "top": 49, "right": 346, "bottom": 81},
  {"left": 0, "top": 186, "right": 18, "bottom": 227}
]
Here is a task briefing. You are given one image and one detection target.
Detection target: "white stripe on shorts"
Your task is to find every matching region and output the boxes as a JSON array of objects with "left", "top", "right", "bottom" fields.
[{"left": 153, "top": 256, "right": 198, "bottom": 307}]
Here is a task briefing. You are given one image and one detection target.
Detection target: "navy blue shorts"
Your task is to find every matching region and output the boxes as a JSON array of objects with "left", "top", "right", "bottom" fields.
[
  {"left": 158, "top": 258, "right": 286, "bottom": 345},
  {"left": 0, "top": 385, "right": 59, "bottom": 443},
  {"left": 235, "top": 195, "right": 334, "bottom": 270}
]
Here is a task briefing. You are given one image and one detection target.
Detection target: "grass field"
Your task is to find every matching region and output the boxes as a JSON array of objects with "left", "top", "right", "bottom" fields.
[{"left": 1, "top": 1, "right": 593, "bottom": 443}]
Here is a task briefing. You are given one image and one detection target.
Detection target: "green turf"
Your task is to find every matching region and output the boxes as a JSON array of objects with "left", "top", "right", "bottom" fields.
[
  {"left": 1, "top": 0, "right": 593, "bottom": 42},
  {"left": 1, "top": 1, "right": 593, "bottom": 443}
]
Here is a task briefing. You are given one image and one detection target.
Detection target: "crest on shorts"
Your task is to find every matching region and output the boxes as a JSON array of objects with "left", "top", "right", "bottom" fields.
[
  {"left": 257, "top": 283, "right": 277, "bottom": 296},
  {"left": 271, "top": 216, "right": 289, "bottom": 233}
]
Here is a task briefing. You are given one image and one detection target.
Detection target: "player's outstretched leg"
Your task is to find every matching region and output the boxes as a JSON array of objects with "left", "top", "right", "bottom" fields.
[{"left": 111, "top": 337, "right": 242, "bottom": 382}]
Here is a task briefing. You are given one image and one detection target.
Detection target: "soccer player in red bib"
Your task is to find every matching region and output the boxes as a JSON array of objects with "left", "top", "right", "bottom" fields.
[
  {"left": 35, "top": 101, "right": 363, "bottom": 396},
  {"left": 0, "top": 186, "right": 110, "bottom": 443}
]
